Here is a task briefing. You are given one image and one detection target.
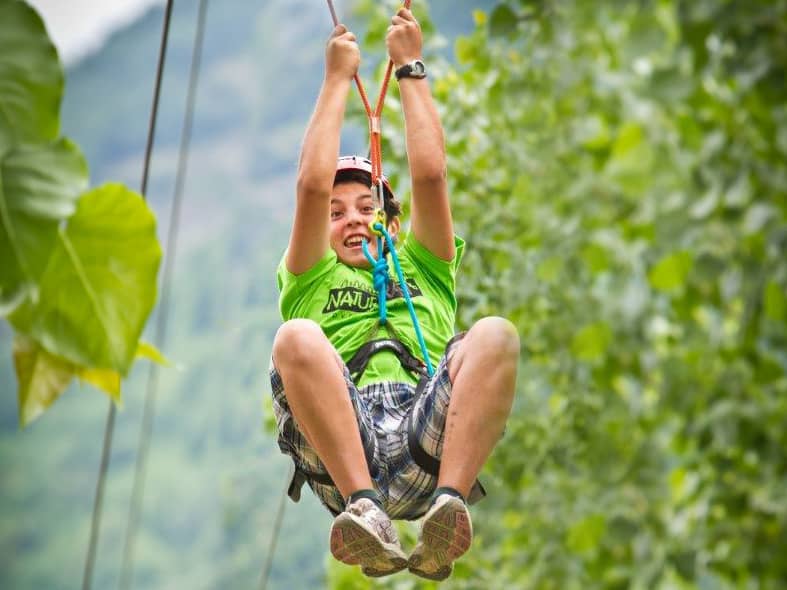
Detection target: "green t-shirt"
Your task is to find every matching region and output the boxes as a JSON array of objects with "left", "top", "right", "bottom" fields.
[{"left": 277, "top": 233, "right": 464, "bottom": 387}]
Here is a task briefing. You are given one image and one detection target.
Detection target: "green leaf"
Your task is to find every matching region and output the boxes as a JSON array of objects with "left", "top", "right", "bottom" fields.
[
  {"left": 0, "top": 0, "right": 63, "bottom": 151},
  {"left": 13, "top": 334, "right": 74, "bottom": 428},
  {"left": 489, "top": 4, "right": 518, "bottom": 37},
  {"left": 9, "top": 183, "right": 162, "bottom": 374},
  {"left": 0, "top": 138, "right": 88, "bottom": 314},
  {"left": 648, "top": 251, "right": 693, "bottom": 292},
  {"left": 536, "top": 256, "right": 563, "bottom": 283},
  {"left": 571, "top": 322, "right": 612, "bottom": 361},
  {"left": 764, "top": 281, "right": 785, "bottom": 322},
  {"left": 455, "top": 37, "right": 475, "bottom": 64},
  {"left": 611, "top": 122, "right": 644, "bottom": 157},
  {"left": 566, "top": 514, "right": 607, "bottom": 553},
  {"left": 581, "top": 243, "right": 610, "bottom": 273},
  {"left": 577, "top": 115, "right": 611, "bottom": 150},
  {"left": 606, "top": 122, "right": 654, "bottom": 194}
]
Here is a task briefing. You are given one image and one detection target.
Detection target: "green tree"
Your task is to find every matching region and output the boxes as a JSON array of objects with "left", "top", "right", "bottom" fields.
[
  {"left": 333, "top": 0, "right": 787, "bottom": 587},
  {"left": 0, "top": 0, "right": 162, "bottom": 426}
]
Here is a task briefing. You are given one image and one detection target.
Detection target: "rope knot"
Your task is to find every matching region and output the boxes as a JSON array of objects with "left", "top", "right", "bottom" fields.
[{"left": 371, "top": 257, "right": 389, "bottom": 293}]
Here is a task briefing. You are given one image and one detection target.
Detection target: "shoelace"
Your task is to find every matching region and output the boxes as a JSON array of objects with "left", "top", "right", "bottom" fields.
[{"left": 349, "top": 499, "right": 397, "bottom": 543}]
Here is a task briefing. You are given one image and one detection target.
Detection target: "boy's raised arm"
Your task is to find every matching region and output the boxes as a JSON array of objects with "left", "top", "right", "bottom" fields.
[
  {"left": 387, "top": 9, "right": 455, "bottom": 261},
  {"left": 286, "top": 25, "right": 360, "bottom": 275}
]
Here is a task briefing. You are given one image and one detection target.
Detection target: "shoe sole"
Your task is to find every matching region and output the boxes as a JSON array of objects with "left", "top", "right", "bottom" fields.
[
  {"left": 329, "top": 512, "right": 408, "bottom": 578},
  {"left": 408, "top": 497, "right": 473, "bottom": 581}
]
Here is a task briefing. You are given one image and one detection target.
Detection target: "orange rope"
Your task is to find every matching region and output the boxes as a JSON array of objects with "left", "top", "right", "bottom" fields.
[{"left": 325, "top": 0, "right": 412, "bottom": 191}]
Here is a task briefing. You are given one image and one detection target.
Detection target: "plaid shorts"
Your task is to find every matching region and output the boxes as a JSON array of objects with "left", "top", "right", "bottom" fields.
[{"left": 270, "top": 333, "right": 485, "bottom": 521}]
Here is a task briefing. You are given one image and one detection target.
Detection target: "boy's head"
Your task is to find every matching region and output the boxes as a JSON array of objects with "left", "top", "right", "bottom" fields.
[
  {"left": 334, "top": 156, "right": 402, "bottom": 219},
  {"left": 331, "top": 155, "right": 402, "bottom": 268}
]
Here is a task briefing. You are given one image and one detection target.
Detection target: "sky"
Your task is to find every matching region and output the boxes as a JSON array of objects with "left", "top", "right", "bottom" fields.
[{"left": 26, "top": 0, "right": 164, "bottom": 64}]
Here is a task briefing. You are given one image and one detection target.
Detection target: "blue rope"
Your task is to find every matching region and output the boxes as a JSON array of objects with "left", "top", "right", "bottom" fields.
[
  {"left": 361, "top": 236, "right": 388, "bottom": 324},
  {"left": 362, "top": 224, "right": 435, "bottom": 377}
]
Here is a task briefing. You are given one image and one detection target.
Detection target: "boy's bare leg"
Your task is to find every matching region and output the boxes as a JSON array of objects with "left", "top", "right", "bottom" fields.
[
  {"left": 272, "top": 319, "right": 373, "bottom": 498},
  {"left": 439, "top": 316, "right": 519, "bottom": 497},
  {"left": 408, "top": 316, "right": 519, "bottom": 581}
]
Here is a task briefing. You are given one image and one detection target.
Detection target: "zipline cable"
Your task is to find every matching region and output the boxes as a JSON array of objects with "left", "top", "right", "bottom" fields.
[
  {"left": 119, "top": 1, "right": 209, "bottom": 588},
  {"left": 258, "top": 463, "right": 294, "bottom": 590},
  {"left": 81, "top": 2, "right": 174, "bottom": 589}
]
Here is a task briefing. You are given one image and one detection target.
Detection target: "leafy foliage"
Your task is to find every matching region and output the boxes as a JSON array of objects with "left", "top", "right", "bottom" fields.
[
  {"left": 342, "top": 0, "right": 787, "bottom": 587},
  {"left": 0, "top": 0, "right": 162, "bottom": 426}
]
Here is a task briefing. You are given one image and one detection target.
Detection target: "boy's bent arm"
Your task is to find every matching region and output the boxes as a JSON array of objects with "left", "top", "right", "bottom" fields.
[
  {"left": 287, "top": 26, "right": 358, "bottom": 275},
  {"left": 388, "top": 9, "right": 455, "bottom": 261},
  {"left": 399, "top": 76, "right": 454, "bottom": 261}
]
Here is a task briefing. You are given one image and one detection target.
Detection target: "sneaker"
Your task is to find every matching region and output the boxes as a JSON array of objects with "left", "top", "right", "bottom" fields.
[
  {"left": 329, "top": 497, "right": 408, "bottom": 578},
  {"left": 408, "top": 494, "right": 473, "bottom": 581}
]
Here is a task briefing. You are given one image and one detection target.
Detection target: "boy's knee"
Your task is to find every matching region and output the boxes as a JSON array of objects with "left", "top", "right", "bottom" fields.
[
  {"left": 272, "top": 319, "right": 325, "bottom": 367},
  {"left": 470, "top": 316, "right": 520, "bottom": 360}
]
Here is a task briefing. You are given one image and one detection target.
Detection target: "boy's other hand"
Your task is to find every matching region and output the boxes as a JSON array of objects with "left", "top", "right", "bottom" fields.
[
  {"left": 386, "top": 8, "right": 422, "bottom": 67},
  {"left": 326, "top": 24, "right": 360, "bottom": 80}
]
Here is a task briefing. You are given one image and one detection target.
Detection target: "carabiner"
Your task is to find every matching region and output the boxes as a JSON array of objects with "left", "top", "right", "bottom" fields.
[{"left": 369, "top": 208, "right": 386, "bottom": 236}]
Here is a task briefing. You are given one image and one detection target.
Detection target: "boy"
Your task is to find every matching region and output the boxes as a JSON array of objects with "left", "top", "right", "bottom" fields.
[{"left": 269, "top": 8, "right": 519, "bottom": 581}]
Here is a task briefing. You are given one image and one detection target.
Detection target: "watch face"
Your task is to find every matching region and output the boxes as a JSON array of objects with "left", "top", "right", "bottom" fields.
[{"left": 396, "top": 60, "right": 427, "bottom": 80}]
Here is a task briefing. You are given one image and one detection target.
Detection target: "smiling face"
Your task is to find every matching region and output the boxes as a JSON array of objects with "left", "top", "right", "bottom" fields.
[{"left": 330, "top": 181, "right": 399, "bottom": 267}]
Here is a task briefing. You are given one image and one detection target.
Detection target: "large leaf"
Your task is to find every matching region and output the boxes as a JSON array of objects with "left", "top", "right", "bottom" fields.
[
  {"left": 0, "top": 0, "right": 63, "bottom": 152},
  {"left": 0, "top": 138, "right": 88, "bottom": 314},
  {"left": 571, "top": 322, "right": 612, "bottom": 361},
  {"left": 566, "top": 514, "right": 607, "bottom": 554},
  {"left": 489, "top": 4, "right": 519, "bottom": 37},
  {"left": 13, "top": 333, "right": 74, "bottom": 428},
  {"left": 648, "top": 251, "right": 693, "bottom": 292},
  {"left": 10, "top": 183, "right": 162, "bottom": 374}
]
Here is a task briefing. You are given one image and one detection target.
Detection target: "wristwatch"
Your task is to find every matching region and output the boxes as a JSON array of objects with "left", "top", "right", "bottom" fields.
[{"left": 395, "top": 59, "right": 427, "bottom": 80}]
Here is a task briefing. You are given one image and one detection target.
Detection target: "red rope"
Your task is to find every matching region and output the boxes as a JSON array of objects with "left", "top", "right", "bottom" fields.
[{"left": 325, "top": 0, "right": 411, "bottom": 190}]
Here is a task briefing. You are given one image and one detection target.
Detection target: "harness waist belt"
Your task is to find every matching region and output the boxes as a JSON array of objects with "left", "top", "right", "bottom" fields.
[{"left": 346, "top": 338, "right": 427, "bottom": 384}]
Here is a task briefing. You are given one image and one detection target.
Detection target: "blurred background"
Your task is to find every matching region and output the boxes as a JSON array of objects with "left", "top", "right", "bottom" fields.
[{"left": 1, "top": 0, "right": 786, "bottom": 588}]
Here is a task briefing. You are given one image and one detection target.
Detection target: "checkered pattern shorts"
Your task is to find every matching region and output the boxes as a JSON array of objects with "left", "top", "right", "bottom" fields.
[{"left": 270, "top": 334, "right": 484, "bottom": 521}]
